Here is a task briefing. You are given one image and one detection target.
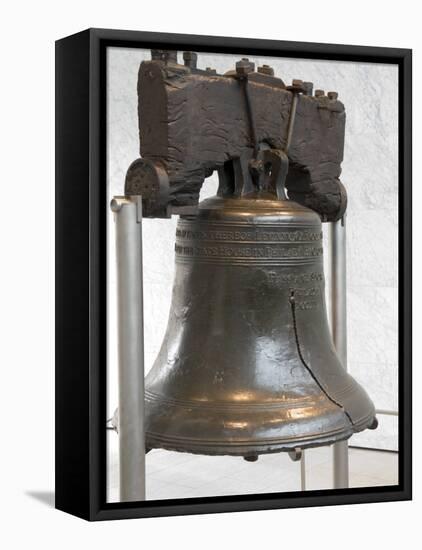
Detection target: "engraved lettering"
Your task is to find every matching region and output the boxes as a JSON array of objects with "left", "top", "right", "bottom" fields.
[
  {"left": 176, "top": 244, "right": 323, "bottom": 259},
  {"left": 176, "top": 227, "right": 323, "bottom": 243},
  {"left": 267, "top": 271, "right": 324, "bottom": 285}
]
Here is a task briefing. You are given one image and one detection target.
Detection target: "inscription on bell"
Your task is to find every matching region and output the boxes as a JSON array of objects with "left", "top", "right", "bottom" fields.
[
  {"left": 292, "top": 286, "right": 320, "bottom": 310},
  {"left": 175, "top": 244, "right": 323, "bottom": 258},
  {"left": 294, "top": 286, "right": 319, "bottom": 297},
  {"left": 176, "top": 227, "right": 322, "bottom": 242},
  {"left": 267, "top": 271, "right": 324, "bottom": 285}
]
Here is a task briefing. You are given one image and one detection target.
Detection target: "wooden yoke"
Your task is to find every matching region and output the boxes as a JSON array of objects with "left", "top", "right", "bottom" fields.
[{"left": 125, "top": 50, "right": 347, "bottom": 222}]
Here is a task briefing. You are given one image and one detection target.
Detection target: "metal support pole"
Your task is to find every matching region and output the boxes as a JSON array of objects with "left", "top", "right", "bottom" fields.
[
  {"left": 330, "top": 216, "right": 349, "bottom": 489},
  {"left": 110, "top": 196, "right": 145, "bottom": 502},
  {"left": 300, "top": 451, "right": 306, "bottom": 491},
  {"left": 375, "top": 409, "right": 398, "bottom": 417}
]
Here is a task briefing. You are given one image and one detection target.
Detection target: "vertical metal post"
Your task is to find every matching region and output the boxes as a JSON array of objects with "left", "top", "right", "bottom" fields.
[
  {"left": 330, "top": 216, "right": 349, "bottom": 489},
  {"left": 300, "top": 451, "right": 306, "bottom": 491},
  {"left": 110, "top": 196, "right": 145, "bottom": 502}
]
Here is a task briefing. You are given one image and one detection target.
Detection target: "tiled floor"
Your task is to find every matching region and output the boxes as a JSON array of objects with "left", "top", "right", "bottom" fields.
[{"left": 107, "top": 432, "right": 398, "bottom": 502}]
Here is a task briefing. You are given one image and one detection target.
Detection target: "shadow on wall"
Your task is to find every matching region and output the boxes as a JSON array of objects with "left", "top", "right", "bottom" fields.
[{"left": 26, "top": 491, "right": 55, "bottom": 508}]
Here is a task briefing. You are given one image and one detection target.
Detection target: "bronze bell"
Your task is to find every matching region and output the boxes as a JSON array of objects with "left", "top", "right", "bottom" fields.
[{"left": 144, "top": 192, "right": 376, "bottom": 458}]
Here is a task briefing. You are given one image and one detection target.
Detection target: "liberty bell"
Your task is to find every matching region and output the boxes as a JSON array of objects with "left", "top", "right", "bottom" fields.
[{"left": 125, "top": 51, "right": 377, "bottom": 460}]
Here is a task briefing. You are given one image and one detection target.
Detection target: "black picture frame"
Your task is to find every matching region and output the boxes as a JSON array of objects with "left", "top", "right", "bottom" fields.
[{"left": 55, "top": 28, "right": 412, "bottom": 521}]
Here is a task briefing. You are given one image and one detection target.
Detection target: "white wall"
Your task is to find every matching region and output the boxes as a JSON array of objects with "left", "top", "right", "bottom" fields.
[{"left": 107, "top": 49, "right": 398, "bottom": 450}]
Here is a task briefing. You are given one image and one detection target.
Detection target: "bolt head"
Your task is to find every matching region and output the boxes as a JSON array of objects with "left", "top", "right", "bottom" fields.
[
  {"left": 183, "top": 51, "right": 197, "bottom": 68},
  {"left": 236, "top": 58, "right": 255, "bottom": 76},
  {"left": 151, "top": 49, "right": 177, "bottom": 63},
  {"left": 183, "top": 51, "right": 196, "bottom": 60},
  {"left": 314, "top": 89, "right": 325, "bottom": 97},
  {"left": 327, "top": 91, "right": 339, "bottom": 100},
  {"left": 292, "top": 79, "right": 304, "bottom": 87},
  {"left": 303, "top": 81, "right": 314, "bottom": 95},
  {"left": 258, "top": 65, "right": 274, "bottom": 76}
]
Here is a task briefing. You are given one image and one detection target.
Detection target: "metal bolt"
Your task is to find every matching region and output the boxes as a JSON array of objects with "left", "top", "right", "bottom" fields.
[
  {"left": 369, "top": 417, "right": 379, "bottom": 430},
  {"left": 244, "top": 454, "right": 259, "bottom": 462},
  {"left": 288, "top": 448, "right": 303, "bottom": 462},
  {"left": 303, "top": 81, "right": 314, "bottom": 96},
  {"left": 292, "top": 79, "right": 304, "bottom": 87},
  {"left": 236, "top": 58, "right": 255, "bottom": 76},
  {"left": 258, "top": 64, "right": 274, "bottom": 76},
  {"left": 151, "top": 50, "right": 177, "bottom": 63},
  {"left": 314, "top": 89, "right": 325, "bottom": 97},
  {"left": 205, "top": 67, "right": 217, "bottom": 74},
  {"left": 183, "top": 51, "right": 197, "bottom": 69},
  {"left": 151, "top": 49, "right": 178, "bottom": 63},
  {"left": 110, "top": 196, "right": 132, "bottom": 213},
  {"left": 327, "top": 91, "right": 339, "bottom": 100}
]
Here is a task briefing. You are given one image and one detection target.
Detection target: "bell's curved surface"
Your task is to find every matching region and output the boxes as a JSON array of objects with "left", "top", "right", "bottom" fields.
[{"left": 145, "top": 194, "right": 376, "bottom": 456}]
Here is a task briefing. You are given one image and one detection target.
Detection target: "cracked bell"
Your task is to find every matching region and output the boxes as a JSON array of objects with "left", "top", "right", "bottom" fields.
[{"left": 144, "top": 193, "right": 376, "bottom": 458}]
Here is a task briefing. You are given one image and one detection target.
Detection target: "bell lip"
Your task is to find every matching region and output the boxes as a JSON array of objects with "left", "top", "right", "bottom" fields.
[
  {"left": 145, "top": 412, "right": 376, "bottom": 457},
  {"left": 146, "top": 428, "right": 353, "bottom": 457}
]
